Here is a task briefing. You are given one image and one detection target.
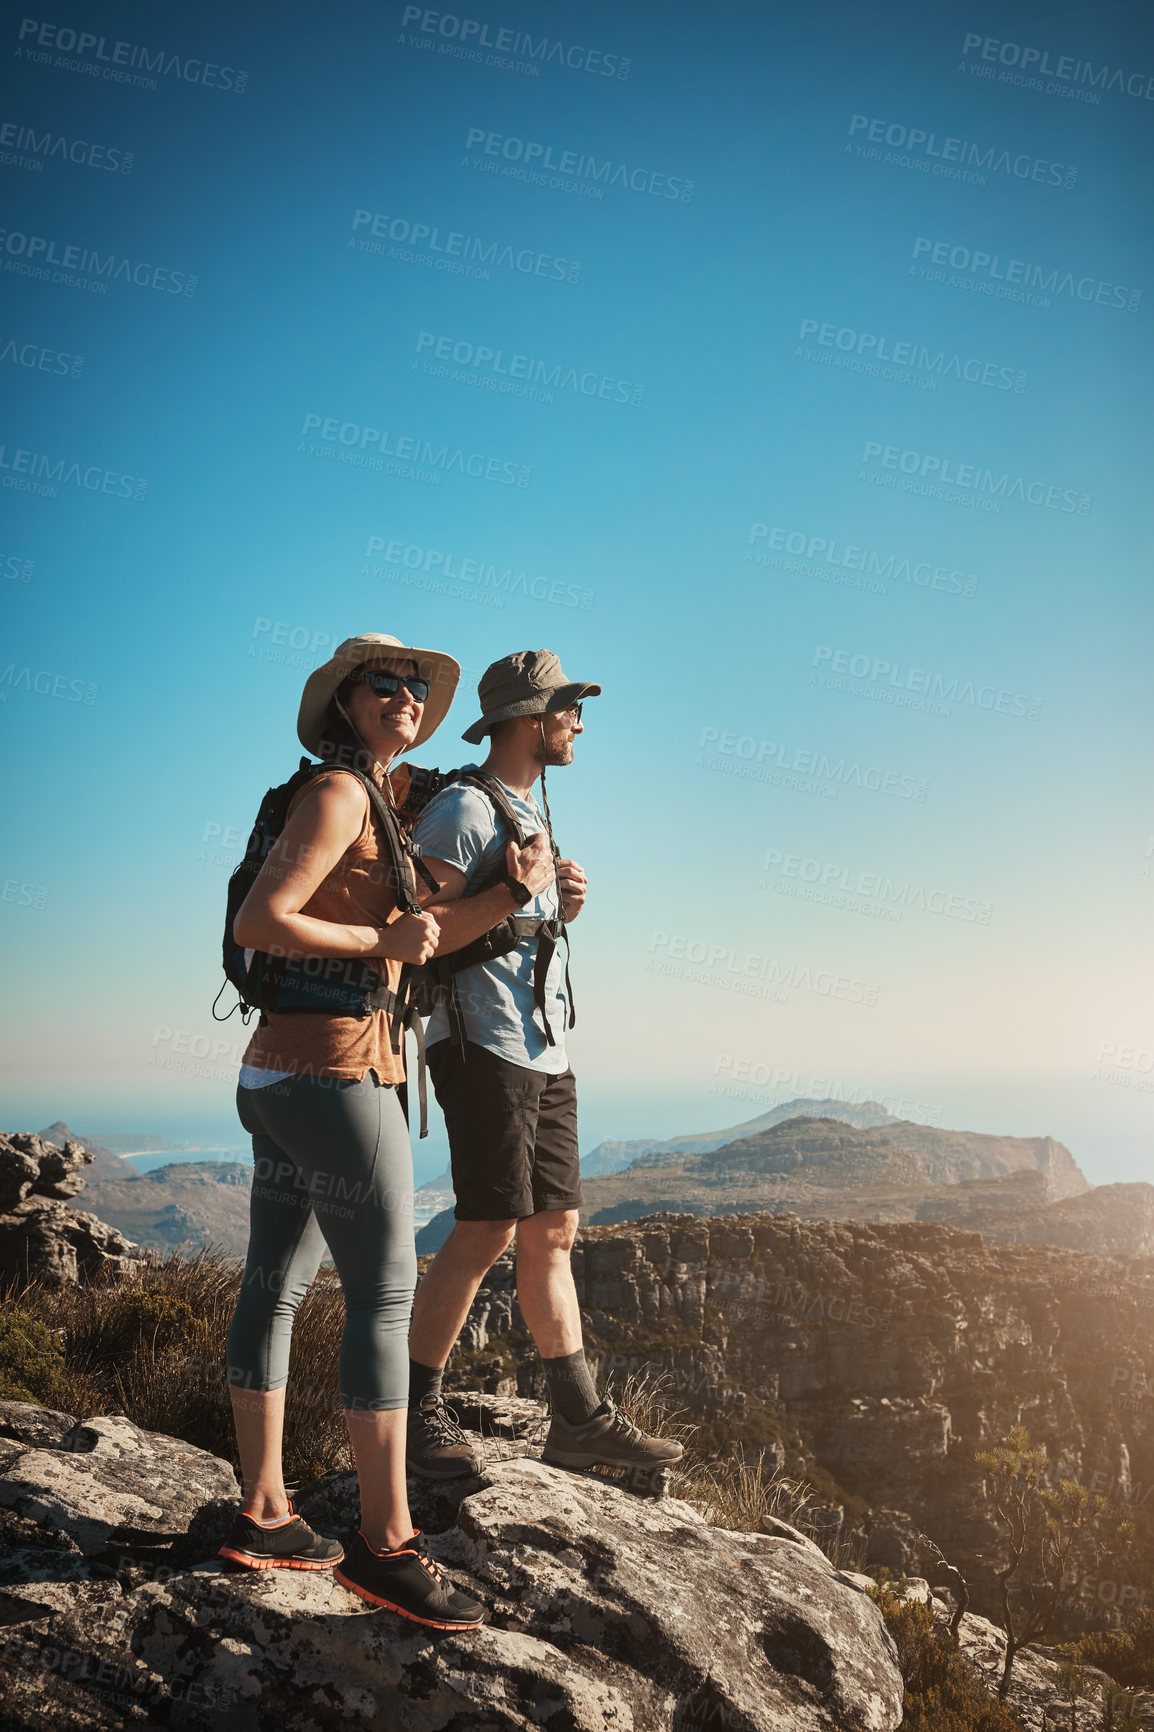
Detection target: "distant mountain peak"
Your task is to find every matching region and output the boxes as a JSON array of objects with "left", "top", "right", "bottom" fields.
[
  {"left": 581, "top": 1097, "right": 903, "bottom": 1178},
  {"left": 37, "top": 1120, "right": 75, "bottom": 1144}
]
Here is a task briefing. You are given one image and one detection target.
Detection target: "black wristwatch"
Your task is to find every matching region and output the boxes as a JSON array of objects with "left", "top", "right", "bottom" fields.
[{"left": 500, "top": 871, "right": 533, "bottom": 907}]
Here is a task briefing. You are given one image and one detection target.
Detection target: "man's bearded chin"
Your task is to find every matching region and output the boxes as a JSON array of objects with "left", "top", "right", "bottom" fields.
[{"left": 544, "top": 732, "right": 573, "bottom": 767}]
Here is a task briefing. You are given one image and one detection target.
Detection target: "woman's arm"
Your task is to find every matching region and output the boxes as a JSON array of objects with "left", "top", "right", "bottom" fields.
[{"left": 234, "top": 776, "right": 438, "bottom": 965}]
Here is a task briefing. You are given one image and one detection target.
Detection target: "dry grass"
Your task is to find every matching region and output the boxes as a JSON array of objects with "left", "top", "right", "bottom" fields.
[
  {"left": 607, "top": 1365, "right": 866, "bottom": 1568},
  {"left": 0, "top": 1250, "right": 354, "bottom": 1483}
]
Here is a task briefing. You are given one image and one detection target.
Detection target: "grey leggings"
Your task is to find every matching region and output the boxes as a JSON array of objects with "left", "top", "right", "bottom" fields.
[{"left": 226, "top": 1074, "right": 416, "bottom": 1411}]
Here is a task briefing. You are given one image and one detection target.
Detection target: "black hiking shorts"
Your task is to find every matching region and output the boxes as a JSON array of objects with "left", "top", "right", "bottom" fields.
[{"left": 427, "top": 1039, "right": 582, "bottom": 1221}]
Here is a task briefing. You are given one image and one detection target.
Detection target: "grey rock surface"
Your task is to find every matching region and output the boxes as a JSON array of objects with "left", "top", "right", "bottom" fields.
[
  {"left": 0, "top": 1398, "right": 905, "bottom": 1731},
  {"left": 0, "top": 1413, "right": 239, "bottom": 1560}
]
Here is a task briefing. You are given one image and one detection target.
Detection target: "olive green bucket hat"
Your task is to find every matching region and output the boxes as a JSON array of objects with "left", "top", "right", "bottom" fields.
[{"left": 461, "top": 648, "right": 601, "bottom": 745}]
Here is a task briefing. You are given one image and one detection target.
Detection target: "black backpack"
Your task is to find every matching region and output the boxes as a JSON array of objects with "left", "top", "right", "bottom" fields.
[
  {"left": 403, "top": 767, "right": 575, "bottom": 1053},
  {"left": 215, "top": 758, "right": 439, "bottom": 1132},
  {"left": 215, "top": 761, "right": 574, "bottom": 1132}
]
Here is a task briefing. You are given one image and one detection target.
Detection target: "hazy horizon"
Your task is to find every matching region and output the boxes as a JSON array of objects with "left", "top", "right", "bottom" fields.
[{"left": 6, "top": 1064, "right": 1146, "bottom": 1191}]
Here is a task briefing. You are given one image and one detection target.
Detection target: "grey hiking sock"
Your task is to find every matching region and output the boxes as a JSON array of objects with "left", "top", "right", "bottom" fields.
[
  {"left": 543, "top": 1349, "right": 602, "bottom": 1425},
  {"left": 408, "top": 1359, "right": 444, "bottom": 1408}
]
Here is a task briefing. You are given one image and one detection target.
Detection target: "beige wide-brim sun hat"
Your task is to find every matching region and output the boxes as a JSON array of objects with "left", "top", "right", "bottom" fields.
[{"left": 297, "top": 633, "right": 461, "bottom": 757}]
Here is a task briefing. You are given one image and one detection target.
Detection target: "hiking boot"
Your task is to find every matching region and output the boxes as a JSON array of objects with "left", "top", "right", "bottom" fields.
[
  {"left": 407, "top": 1394, "right": 481, "bottom": 1481},
  {"left": 542, "top": 1398, "right": 684, "bottom": 1473},
  {"left": 334, "top": 1528, "right": 487, "bottom": 1629},
  {"left": 218, "top": 1503, "right": 343, "bottom": 1571}
]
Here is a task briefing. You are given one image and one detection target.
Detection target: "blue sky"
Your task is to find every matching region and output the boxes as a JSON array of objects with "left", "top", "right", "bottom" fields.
[{"left": 1, "top": 0, "right": 1151, "bottom": 1185}]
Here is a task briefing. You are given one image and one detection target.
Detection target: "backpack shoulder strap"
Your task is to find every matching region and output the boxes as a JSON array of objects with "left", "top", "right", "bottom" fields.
[
  {"left": 455, "top": 767, "right": 528, "bottom": 849},
  {"left": 314, "top": 764, "right": 431, "bottom": 912}
]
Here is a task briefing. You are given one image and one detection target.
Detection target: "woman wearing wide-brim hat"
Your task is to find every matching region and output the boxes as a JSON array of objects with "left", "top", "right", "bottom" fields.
[{"left": 218, "top": 632, "right": 486, "bottom": 1629}]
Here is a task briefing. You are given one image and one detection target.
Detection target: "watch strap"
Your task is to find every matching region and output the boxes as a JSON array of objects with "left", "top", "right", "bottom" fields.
[{"left": 499, "top": 870, "right": 533, "bottom": 907}]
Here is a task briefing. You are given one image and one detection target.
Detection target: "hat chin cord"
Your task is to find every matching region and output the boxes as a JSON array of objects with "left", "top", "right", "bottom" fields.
[
  {"left": 332, "top": 693, "right": 392, "bottom": 781},
  {"left": 536, "top": 716, "right": 564, "bottom": 923}
]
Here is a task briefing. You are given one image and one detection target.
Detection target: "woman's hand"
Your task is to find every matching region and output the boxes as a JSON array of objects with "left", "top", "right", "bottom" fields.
[{"left": 376, "top": 911, "right": 440, "bottom": 965}]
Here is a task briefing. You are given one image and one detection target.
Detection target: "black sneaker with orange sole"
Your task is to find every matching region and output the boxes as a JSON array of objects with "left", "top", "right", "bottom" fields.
[
  {"left": 334, "top": 1528, "right": 487, "bottom": 1630},
  {"left": 218, "top": 1502, "right": 344, "bottom": 1571}
]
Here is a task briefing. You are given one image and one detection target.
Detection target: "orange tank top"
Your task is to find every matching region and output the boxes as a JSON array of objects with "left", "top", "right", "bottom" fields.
[{"left": 241, "top": 770, "right": 407, "bottom": 1085}]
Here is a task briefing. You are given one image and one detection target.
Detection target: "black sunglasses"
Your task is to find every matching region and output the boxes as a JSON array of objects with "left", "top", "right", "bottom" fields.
[
  {"left": 352, "top": 669, "right": 430, "bottom": 703},
  {"left": 551, "top": 701, "right": 583, "bottom": 723}
]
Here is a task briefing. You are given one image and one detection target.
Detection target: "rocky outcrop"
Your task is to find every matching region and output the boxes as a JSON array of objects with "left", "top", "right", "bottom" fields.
[
  {"left": 959, "top": 1180, "right": 1154, "bottom": 1259},
  {"left": 579, "top": 1116, "right": 1146, "bottom": 1259},
  {"left": 448, "top": 1214, "right": 1154, "bottom": 1634},
  {"left": 0, "top": 1397, "right": 904, "bottom": 1731},
  {"left": 0, "top": 1134, "right": 144, "bottom": 1287}
]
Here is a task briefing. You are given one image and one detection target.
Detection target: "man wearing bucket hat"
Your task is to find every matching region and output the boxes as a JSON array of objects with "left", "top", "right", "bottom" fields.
[{"left": 405, "top": 649, "right": 684, "bottom": 1489}]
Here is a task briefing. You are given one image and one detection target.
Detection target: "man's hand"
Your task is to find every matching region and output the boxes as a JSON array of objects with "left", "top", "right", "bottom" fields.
[
  {"left": 377, "top": 910, "right": 440, "bottom": 964},
  {"left": 556, "top": 858, "right": 587, "bottom": 920},
  {"left": 506, "top": 833, "right": 555, "bottom": 898}
]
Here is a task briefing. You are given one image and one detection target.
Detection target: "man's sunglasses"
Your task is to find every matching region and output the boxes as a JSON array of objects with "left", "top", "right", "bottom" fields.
[
  {"left": 351, "top": 669, "right": 430, "bottom": 703},
  {"left": 552, "top": 702, "right": 583, "bottom": 723}
]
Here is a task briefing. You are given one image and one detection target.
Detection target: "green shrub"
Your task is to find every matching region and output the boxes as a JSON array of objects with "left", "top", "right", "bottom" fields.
[
  {"left": 870, "top": 1586, "right": 1025, "bottom": 1732},
  {"left": 0, "top": 1312, "right": 71, "bottom": 1407},
  {"left": 1061, "top": 1608, "right": 1154, "bottom": 1689}
]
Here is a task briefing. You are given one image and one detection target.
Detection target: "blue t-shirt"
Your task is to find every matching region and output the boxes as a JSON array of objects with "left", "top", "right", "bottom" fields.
[{"left": 412, "top": 768, "right": 569, "bottom": 1074}]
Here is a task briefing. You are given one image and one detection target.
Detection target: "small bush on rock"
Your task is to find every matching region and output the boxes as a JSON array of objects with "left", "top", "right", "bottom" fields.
[
  {"left": 1061, "top": 1608, "right": 1154, "bottom": 1690},
  {"left": 0, "top": 1311, "right": 71, "bottom": 1406},
  {"left": 870, "top": 1585, "right": 1025, "bottom": 1732}
]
